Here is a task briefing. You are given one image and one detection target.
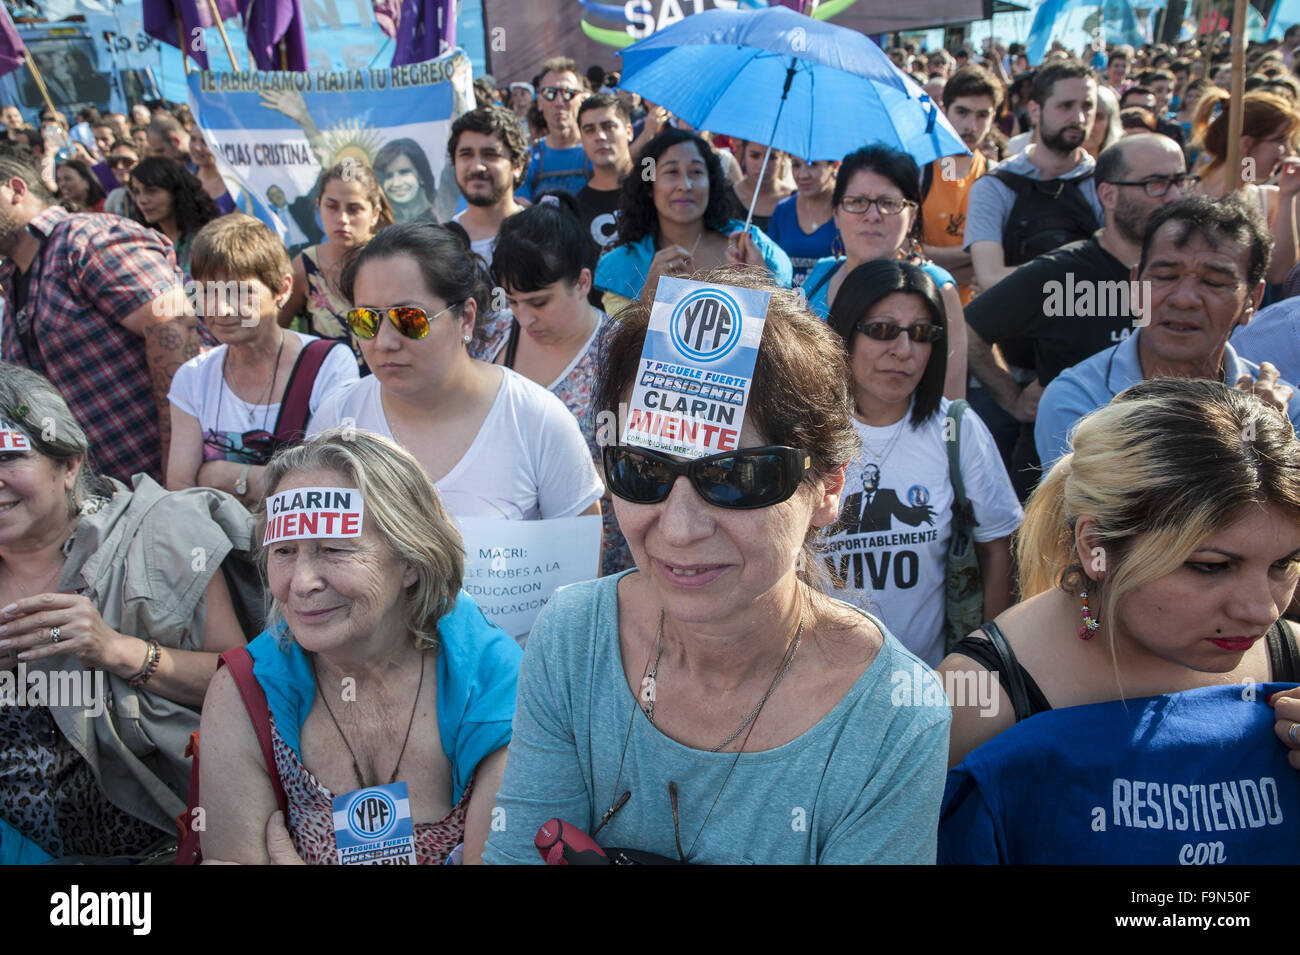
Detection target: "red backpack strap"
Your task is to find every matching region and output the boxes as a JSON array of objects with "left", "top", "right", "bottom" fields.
[
  {"left": 175, "top": 647, "right": 288, "bottom": 864},
  {"left": 220, "top": 646, "right": 290, "bottom": 814},
  {"left": 272, "top": 338, "right": 342, "bottom": 445}
]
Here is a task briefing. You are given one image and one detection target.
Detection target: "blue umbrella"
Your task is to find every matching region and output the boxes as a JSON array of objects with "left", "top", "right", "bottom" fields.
[{"left": 617, "top": 7, "right": 967, "bottom": 229}]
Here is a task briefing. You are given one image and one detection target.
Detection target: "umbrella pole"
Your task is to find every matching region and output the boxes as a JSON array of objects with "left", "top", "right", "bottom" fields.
[{"left": 743, "top": 59, "right": 798, "bottom": 234}]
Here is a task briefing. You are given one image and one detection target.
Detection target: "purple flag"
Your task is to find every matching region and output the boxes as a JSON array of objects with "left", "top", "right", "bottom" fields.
[
  {"left": 143, "top": 0, "right": 239, "bottom": 71},
  {"left": 241, "top": 0, "right": 308, "bottom": 71},
  {"left": 0, "top": 8, "right": 26, "bottom": 79},
  {"left": 392, "top": 0, "right": 456, "bottom": 67}
]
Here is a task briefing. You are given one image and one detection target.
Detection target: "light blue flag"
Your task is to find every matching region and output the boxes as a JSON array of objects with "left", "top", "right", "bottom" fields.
[{"left": 1025, "top": 0, "right": 1144, "bottom": 66}]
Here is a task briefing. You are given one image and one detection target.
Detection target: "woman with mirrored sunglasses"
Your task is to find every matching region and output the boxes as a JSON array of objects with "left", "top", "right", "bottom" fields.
[
  {"left": 308, "top": 221, "right": 604, "bottom": 530},
  {"left": 825, "top": 261, "right": 1021, "bottom": 668},
  {"left": 484, "top": 267, "right": 951, "bottom": 865},
  {"left": 802, "top": 145, "right": 970, "bottom": 400}
]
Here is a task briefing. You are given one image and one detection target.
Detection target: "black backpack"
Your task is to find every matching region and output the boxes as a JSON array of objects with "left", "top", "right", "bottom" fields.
[{"left": 990, "top": 168, "right": 1098, "bottom": 266}]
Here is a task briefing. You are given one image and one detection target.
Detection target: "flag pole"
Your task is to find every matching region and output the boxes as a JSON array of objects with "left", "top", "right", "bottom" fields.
[
  {"left": 204, "top": 0, "right": 242, "bottom": 70},
  {"left": 1223, "top": 0, "right": 1248, "bottom": 192},
  {"left": 21, "top": 50, "right": 56, "bottom": 117},
  {"left": 176, "top": 10, "right": 192, "bottom": 74},
  {"left": 279, "top": 39, "right": 287, "bottom": 70}
]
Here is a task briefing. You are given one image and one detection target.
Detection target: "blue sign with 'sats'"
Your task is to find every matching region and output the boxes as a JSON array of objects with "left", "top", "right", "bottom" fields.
[
  {"left": 332, "top": 781, "right": 417, "bottom": 865},
  {"left": 622, "top": 277, "right": 771, "bottom": 459}
]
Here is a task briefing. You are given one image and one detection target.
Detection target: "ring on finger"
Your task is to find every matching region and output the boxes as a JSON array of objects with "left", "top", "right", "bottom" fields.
[
  {"left": 49, "top": 626, "right": 61, "bottom": 644},
  {"left": 1290, "top": 720, "right": 1300, "bottom": 745}
]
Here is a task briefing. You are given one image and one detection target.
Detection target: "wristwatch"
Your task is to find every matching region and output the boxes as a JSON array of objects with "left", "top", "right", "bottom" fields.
[{"left": 234, "top": 463, "right": 251, "bottom": 497}]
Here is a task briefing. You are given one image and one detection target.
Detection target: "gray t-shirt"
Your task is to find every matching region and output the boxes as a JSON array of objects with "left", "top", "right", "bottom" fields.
[
  {"left": 483, "top": 571, "right": 951, "bottom": 865},
  {"left": 962, "top": 151, "right": 1103, "bottom": 251}
]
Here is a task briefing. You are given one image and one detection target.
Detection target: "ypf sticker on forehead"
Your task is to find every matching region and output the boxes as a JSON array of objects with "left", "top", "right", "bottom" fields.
[
  {"left": 621, "top": 277, "right": 770, "bottom": 459},
  {"left": 263, "top": 486, "right": 365, "bottom": 546},
  {"left": 0, "top": 420, "right": 30, "bottom": 451}
]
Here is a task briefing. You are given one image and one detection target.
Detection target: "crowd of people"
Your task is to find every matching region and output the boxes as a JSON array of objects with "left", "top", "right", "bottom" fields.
[{"left": 0, "top": 28, "right": 1298, "bottom": 866}]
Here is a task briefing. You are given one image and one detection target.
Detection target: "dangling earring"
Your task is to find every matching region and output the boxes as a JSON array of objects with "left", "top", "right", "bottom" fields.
[{"left": 1078, "top": 587, "right": 1100, "bottom": 641}]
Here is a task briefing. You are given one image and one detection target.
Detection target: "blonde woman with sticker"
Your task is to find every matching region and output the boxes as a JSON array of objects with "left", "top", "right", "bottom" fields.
[
  {"left": 939, "top": 379, "right": 1300, "bottom": 864},
  {"left": 0, "top": 363, "right": 252, "bottom": 864},
  {"left": 198, "top": 430, "right": 522, "bottom": 865}
]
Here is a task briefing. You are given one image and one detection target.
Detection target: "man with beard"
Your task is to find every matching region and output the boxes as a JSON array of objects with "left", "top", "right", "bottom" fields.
[
  {"left": 964, "top": 60, "right": 1104, "bottom": 293},
  {"left": 517, "top": 57, "right": 593, "bottom": 201},
  {"left": 448, "top": 105, "right": 528, "bottom": 261},
  {"left": 965, "top": 135, "right": 1191, "bottom": 496},
  {"left": 921, "top": 66, "right": 1002, "bottom": 306}
]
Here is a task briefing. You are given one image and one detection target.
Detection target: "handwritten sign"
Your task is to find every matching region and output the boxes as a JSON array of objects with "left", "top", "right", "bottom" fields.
[{"left": 457, "top": 515, "right": 602, "bottom": 644}]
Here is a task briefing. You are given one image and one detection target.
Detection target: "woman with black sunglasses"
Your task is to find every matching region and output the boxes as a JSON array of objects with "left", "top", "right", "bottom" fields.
[
  {"left": 307, "top": 222, "right": 603, "bottom": 531},
  {"left": 484, "top": 267, "right": 951, "bottom": 865},
  {"left": 825, "top": 261, "right": 1021, "bottom": 668}
]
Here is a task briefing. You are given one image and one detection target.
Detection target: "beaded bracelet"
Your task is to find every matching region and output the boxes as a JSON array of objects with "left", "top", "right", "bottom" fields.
[{"left": 127, "top": 639, "right": 161, "bottom": 688}]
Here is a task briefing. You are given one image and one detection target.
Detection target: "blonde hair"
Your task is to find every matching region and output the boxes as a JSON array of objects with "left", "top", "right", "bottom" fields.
[
  {"left": 1017, "top": 378, "right": 1300, "bottom": 642},
  {"left": 256, "top": 429, "right": 465, "bottom": 650}
]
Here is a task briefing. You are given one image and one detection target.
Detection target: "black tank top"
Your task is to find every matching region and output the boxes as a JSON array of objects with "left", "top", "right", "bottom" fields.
[{"left": 948, "top": 618, "right": 1300, "bottom": 724}]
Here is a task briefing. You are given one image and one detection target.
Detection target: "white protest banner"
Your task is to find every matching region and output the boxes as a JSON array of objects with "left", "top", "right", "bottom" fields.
[
  {"left": 457, "top": 515, "right": 602, "bottom": 644},
  {"left": 186, "top": 48, "right": 473, "bottom": 250},
  {"left": 263, "top": 486, "right": 365, "bottom": 546},
  {"left": 622, "top": 277, "right": 771, "bottom": 458}
]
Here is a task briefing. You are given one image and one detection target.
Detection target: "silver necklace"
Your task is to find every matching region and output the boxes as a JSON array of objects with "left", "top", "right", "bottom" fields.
[
  {"left": 858, "top": 411, "right": 909, "bottom": 469},
  {"left": 643, "top": 608, "right": 805, "bottom": 752}
]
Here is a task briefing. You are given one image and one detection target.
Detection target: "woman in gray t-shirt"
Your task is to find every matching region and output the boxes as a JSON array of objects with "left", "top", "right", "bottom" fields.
[{"left": 484, "top": 269, "right": 950, "bottom": 865}]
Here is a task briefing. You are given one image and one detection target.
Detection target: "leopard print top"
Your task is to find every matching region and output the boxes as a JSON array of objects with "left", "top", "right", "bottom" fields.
[
  {"left": 0, "top": 704, "right": 164, "bottom": 859},
  {"left": 270, "top": 715, "right": 472, "bottom": 865}
]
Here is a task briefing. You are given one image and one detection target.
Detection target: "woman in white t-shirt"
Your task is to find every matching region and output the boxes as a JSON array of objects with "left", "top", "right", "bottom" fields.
[
  {"left": 307, "top": 221, "right": 604, "bottom": 522},
  {"left": 823, "top": 260, "right": 1022, "bottom": 666},
  {"left": 166, "top": 215, "right": 360, "bottom": 507}
]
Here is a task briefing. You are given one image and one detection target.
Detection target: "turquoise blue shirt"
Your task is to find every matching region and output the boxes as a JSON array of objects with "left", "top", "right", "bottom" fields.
[
  {"left": 593, "top": 219, "right": 794, "bottom": 301},
  {"left": 483, "top": 571, "right": 950, "bottom": 865},
  {"left": 246, "top": 591, "right": 522, "bottom": 804},
  {"left": 802, "top": 256, "right": 957, "bottom": 320}
]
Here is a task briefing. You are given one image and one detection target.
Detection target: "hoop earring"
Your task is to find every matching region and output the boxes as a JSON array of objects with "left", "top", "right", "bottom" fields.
[{"left": 830, "top": 234, "right": 845, "bottom": 259}]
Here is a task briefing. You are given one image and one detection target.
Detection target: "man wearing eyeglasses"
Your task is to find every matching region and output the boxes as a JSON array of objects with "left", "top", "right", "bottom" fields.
[
  {"left": 965, "top": 134, "right": 1189, "bottom": 498},
  {"left": 516, "top": 57, "right": 594, "bottom": 202}
]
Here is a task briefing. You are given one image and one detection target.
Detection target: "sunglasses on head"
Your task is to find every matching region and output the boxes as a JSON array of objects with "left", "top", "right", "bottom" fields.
[
  {"left": 603, "top": 444, "right": 812, "bottom": 510},
  {"left": 856, "top": 321, "right": 945, "bottom": 343},
  {"left": 540, "top": 86, "right": 582, "bottom": 102},
  {"left": 204, "top": 428, "right": 276, "bottom": 465},
  {"left": 346, "top": 303, "right": 459, "bottom": 340}
]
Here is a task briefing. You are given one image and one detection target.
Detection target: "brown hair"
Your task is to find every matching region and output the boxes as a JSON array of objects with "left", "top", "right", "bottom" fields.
[
  {"left": 1192, "top": 89, "right": 1300, "bottom": 175},
  {"left": 190, "top": 213, "right": 292, "bottom": 293},
  {"left": 594, "top": 266, "right": 861, "bottom": 584},
  {"left": 315, "top": 159, "right": 394, "bottom": 229}
]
